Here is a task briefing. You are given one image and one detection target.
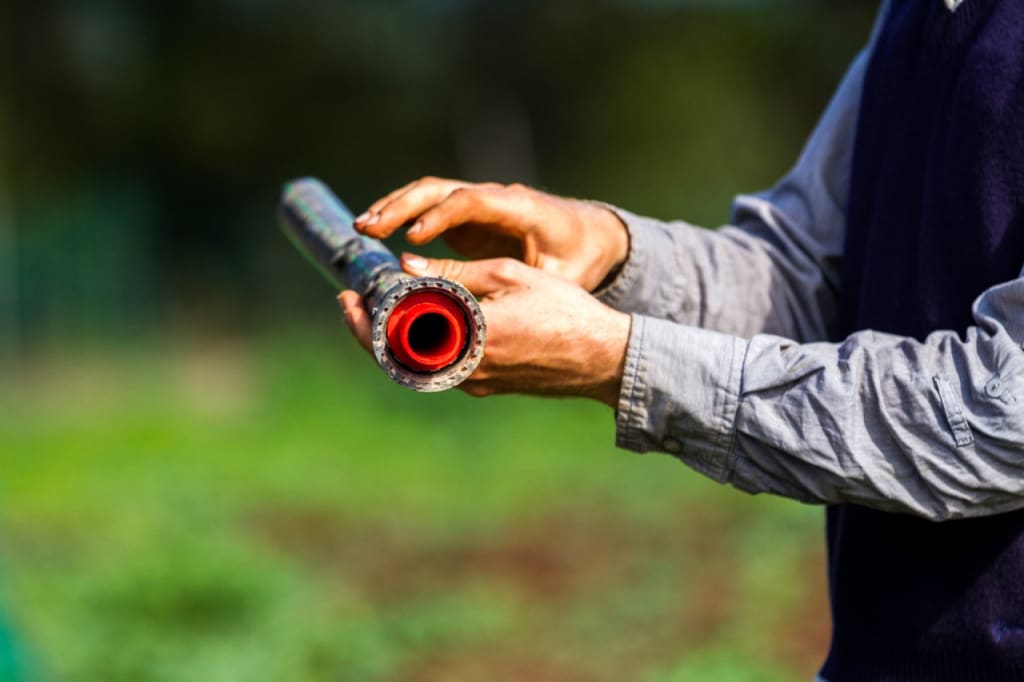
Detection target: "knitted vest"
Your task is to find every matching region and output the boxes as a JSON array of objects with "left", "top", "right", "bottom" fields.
[{"left": 824, "top": 0, "right": 1024, "bottom": 679}]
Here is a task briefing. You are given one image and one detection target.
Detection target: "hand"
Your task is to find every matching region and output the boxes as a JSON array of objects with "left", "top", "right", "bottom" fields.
[
  {"left": 353, "top": 177, "right": 629, "bottom": 292},
  {"left": 338, "top": 254, "right": 631, "bottom": 406}
]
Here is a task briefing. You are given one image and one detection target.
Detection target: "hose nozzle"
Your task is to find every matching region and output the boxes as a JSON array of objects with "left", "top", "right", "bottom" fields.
[{"left": 278, "top": 177, "right": 486, "bottom": 392}]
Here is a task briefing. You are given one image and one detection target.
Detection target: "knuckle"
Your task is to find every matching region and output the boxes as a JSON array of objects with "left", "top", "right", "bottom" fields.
[
  {"left": 440, "top": 260, "right": 465, "bottom": 281},
  {"left": 447, "top": 187, "right": 478, "bottom": 207},
  {"left": 408, "top": 218, "right": 434, "bottom": 242},
  {"left": 494, "top": 258, "right": 522, "bottom": 281},
  {"left": 463, "top": 383, "right": 492, "bottom": 398},
  {"left": 506, "top": 182, "right": 528, "bottom": 193}
]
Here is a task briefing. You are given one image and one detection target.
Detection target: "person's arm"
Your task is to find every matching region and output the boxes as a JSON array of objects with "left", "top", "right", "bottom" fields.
[
  {"left": 337, "top": 241, "right": 1024, "bottom": 523},
  {"left": 597, "top": 44, "right": 871, "bottom": 343},
  {"left": 620, "top": 274, "right": 1024, "bottom": 521}
]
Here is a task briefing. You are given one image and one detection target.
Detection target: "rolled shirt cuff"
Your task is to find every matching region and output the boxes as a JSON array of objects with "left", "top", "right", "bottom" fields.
[
  {"left": 616, "top": 314, "right": 749, "bottom": 483},
  {"left": 592, "top": 205, "right": 701, "bottom": 324}
]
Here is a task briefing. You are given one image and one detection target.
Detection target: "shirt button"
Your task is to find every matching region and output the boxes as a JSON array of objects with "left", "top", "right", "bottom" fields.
[
  {"left": 986, "top": 377, "right": 1006, "bottom": 398},
  {"left": 663, "top": 438, "right": 682, "bottom": 454}
]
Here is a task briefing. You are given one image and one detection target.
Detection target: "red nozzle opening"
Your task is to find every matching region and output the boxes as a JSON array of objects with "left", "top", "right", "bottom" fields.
[{"left": 385, "top": 291, "right": 468, "bottom": 372}]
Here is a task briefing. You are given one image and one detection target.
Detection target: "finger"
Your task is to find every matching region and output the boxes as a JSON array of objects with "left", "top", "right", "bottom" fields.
[
  {"left": 354, "top": 177, "right": 432, "bottom": 229},
  {"left": 459, "top": 380, "right": 497, "bottom": 398},
  {"left": 360, "top": 178, "right": 421, "bottom": 220},
  {"left": 401, "top": 253, "right": 526, "bottom": 297},
  {"left": 355, "top": 181, "right": 424, "bottom": 232},
  {"left": 406, "top": 185, "right": 534, "bottom": 246},
  {"left": 361, "top": 178, "right": 468, "bottom": 239},
  {"left": 337, "top": 290, "right": 373, "bottom": 353}
]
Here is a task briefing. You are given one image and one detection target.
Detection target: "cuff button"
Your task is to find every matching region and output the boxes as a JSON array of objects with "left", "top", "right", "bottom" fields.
[{"left": 986, "top": 377, "right": 1006, "bottom": 398}]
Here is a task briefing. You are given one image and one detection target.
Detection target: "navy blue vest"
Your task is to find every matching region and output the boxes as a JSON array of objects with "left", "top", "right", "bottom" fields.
[{"left": 823, "top": 1, "right": 1024, "bottom": 680}]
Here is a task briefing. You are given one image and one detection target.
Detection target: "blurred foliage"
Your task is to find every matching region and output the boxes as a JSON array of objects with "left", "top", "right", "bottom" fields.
[
  {"left": 3, "top": 332, "right": 828, "bottom": 681},
  {"left": 1, "top": 1, "right": 880, "bottom": 680},
  {"left": 3, "top": 0, "right": 875, "bottom": 346}
]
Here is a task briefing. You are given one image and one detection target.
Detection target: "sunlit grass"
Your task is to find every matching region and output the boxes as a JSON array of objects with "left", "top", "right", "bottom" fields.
[{"left": 1, "top": 331, "right": 827, "bottom": 681}]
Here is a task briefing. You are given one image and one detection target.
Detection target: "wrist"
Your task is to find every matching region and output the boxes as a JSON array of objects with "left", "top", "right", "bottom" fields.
[
  {"left": 591, "top": 309, "right": 631, "bottom": 408},
  {"left": 583, "top": 202, "right": 629, "bottom": 292}
]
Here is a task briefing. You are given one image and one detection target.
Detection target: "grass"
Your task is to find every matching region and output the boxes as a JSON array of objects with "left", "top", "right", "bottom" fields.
[{"left": 0, "top": 329, "right": 829, "bottom": 681}]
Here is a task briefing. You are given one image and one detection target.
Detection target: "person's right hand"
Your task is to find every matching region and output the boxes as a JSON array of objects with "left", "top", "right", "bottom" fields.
[
  {"left": 353, "top": 177, "right": 629, "bottom": 292},
  {"left": 339, "top": 254, "right": 630, "bottom": 406}
]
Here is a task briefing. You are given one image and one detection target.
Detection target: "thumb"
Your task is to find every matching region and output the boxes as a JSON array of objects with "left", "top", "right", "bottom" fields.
[{"left": 401, "top": 253, "right": 524, "bottom": 297}]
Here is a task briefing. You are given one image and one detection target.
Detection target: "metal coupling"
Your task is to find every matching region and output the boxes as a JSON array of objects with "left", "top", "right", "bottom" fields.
[{"left": 278, "top": 177, "right": 486, "bottom": 392}]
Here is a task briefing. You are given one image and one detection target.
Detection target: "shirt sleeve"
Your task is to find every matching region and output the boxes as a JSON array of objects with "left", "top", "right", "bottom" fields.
[
  {"left": 596, "top": 41, "right": 872, "bottom": 344},
  {"left": 617, "top": 276, "right": 1024, "bottom": 521},
  {"left": 606, "top": 1, "right": 1024, "bottom": 520}
]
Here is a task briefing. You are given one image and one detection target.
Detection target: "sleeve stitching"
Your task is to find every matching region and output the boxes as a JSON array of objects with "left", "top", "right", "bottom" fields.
[
  {"left": 934, "top": 374, "right": 975, "bottom": 447},
  {"left": 719, "top": 337, "right": 751, "bottom": 481}
]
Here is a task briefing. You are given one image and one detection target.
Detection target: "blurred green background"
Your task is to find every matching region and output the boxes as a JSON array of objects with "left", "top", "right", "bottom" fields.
[{"left": 1, "top": 2, "right": 876, "bottom": 680}]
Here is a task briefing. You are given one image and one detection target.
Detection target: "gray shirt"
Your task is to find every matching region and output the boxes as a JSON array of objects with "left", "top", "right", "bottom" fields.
[{"left": 598, "top": 23, "right": 1024, "bottom": 522}]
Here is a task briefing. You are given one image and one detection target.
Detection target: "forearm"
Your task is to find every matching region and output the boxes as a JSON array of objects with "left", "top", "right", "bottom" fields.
[
  {"left": 617, "top": 277, "right": 1024, "bottom": 521},
  {"left": 597, "top": 208, "right": 841, "bottom": 341}
]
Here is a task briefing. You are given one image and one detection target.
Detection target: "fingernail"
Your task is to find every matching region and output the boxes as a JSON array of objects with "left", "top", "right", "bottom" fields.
[
  {"left": 354, "top": 212, "right": 370, "bottom": 224},
  {"left": 364, "top": 213, "right": 380, "bottom": 226},
  {"left": 402, "top": 253, "right": 429, "bottom": 271},
  {"left": 407, "top": 221, "right": 423, "bottom": 236}
]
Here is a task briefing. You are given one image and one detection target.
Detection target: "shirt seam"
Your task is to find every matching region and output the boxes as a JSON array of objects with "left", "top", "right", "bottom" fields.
[
  {"left": 616, "top": 314, "right": 648, "bottom": 452},
  {"left": 721, "top": 337, "right": 752, "bottom": 482}
]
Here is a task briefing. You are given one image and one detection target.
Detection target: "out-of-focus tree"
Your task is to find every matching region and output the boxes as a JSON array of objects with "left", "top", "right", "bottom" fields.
[{"left": 5, "top": 0, "right": 876, "bottom": 343}]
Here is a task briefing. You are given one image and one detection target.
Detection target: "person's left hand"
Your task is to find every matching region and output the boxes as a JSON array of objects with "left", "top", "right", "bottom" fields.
[{"left": 337, "top": 254, "right": 631, "bottom": 407}]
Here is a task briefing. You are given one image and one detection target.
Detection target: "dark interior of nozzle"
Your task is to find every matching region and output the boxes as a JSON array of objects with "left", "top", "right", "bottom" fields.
[
  {"left": 386, "top": 291, "right": 468, "bottom": 372},
  {"left": 408, "top": 313, "right": 454, "bottom": 355}
]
